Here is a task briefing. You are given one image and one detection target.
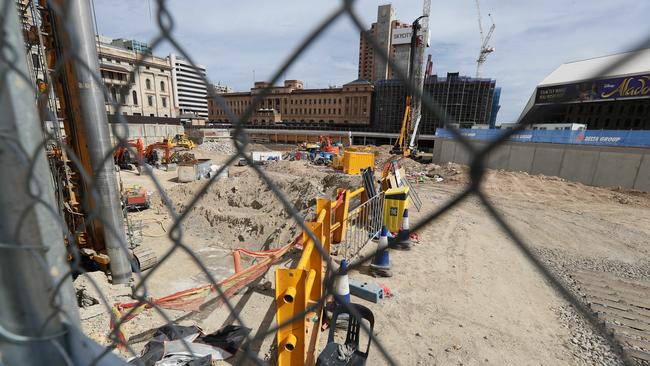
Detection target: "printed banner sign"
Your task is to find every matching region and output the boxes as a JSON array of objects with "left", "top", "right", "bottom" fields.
[
  {"left": 435, "top": 128, "right": 650, "bottom": 148},
  {"left": 536, "top": 73, "right": 650, "bottom": 103}
]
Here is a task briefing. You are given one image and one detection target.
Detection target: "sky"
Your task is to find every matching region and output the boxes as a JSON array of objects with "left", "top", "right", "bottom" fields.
[{"left": 93, "top": 0, "right": 650, "bottom": 123}]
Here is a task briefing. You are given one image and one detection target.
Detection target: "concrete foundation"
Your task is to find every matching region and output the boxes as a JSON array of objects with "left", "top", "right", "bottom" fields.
[{"left": 108, "top": 123, "right": 184, "bottom": 146}]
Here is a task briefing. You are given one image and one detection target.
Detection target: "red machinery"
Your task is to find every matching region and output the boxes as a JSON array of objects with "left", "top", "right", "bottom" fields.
[
  {"left": 114, "top": 138, "right": 143, "bottom": 170},
  {"left": 122, "top": 185, "right": 150, "bottom": 210},
  {"left": 319, "top": 135, "right": 340, "bottom": 154},
  {"left": 144, "top": 139, "right": 173, "bottom": 165}
]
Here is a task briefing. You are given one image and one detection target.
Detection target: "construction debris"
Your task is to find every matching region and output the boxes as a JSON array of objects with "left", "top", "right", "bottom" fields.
[
  {"left": 349, "top": 278, "right": 385, "bottom": 303},
  {"left": 128, "top": 324, "right": 251, "bottom": 365}
]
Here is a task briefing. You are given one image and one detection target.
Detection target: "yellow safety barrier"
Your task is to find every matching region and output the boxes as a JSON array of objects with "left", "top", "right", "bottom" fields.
[
  {"left": 276, "top": 182, "right": 376, "bottom": 365},
  {"left": 276, "top": 198, "right": 332, "bottom": 366}
]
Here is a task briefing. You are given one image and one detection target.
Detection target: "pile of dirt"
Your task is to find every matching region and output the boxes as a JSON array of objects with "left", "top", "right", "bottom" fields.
[
  {"left": 150, "top": 162, "right": 360, "bottom": 251},
  {"left": 373, "top": 145, "right": 395, "bottom": 168},
  {"left": 196, "top": 140, "right": 236, "bottom": 155},
  {"left": 373, "top": 145, "right": 469, "bottom": 185}
]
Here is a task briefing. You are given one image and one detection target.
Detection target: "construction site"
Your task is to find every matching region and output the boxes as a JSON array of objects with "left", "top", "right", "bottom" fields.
[
  {"left": 64, "top": 136, "right": 649, "bottom": 366},
  {"left": 2, "top": 1, "right": 650, "bottom": 366}
]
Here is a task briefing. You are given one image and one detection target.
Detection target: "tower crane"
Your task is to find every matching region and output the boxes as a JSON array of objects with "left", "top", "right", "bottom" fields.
[{"left": 475, "top": 0, "right": 495, "bottom": 78}]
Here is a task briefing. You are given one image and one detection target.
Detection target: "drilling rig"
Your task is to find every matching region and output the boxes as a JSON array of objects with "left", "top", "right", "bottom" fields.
[
  {"left": 18, "top": 0, "right": 156, "bottom": 283},
  {"left": 391, "top": 0, "right": 430, "bottom": 157}
]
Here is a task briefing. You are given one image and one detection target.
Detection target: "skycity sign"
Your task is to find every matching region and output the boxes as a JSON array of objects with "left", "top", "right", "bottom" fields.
[
  {"left": 535, "top": 73, "right": 650, "bottom": 103},
  {"left": 391, "top": 28, "right": 430, "bottom": 46}
]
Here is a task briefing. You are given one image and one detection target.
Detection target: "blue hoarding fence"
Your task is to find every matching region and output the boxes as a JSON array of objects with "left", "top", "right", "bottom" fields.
[{"left": 434, "top": 128, "right": 650, "bottom": 148}]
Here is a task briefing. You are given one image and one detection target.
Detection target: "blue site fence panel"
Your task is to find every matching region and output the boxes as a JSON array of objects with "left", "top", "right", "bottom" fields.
[{"left": 434, "top": 128, "right": 650, "bottom": 148}]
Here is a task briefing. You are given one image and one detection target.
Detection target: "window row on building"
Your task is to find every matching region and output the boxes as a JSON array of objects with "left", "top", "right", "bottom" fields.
[{"left": 208, "top": 79, "right": 374, "bottom": 125}]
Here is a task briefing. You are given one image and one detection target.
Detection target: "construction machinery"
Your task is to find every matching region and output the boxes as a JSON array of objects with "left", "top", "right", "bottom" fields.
[
  {"left": 319, "top": 135, "right": 340, "bottom": 155},
  {"left": 144, "top": 139, "right": 174, "bottom": 165},
  {"left": 172, "top": 133, "right": 196, "bottom": 150},
  {"left": 144, "top": 137, "right": 197, "bottom": 166},
  {"left": 391, "top": 3, "right": 430, "bottom": 158},
  {"left": 29, "top": 0, "right": 157, "bottom": 281},
  {"left": 121, "top": 185, "right": 151, "bottom": 211},
  {"left": 114, "top": 138, "right": 143, "bottom": 170},
  {"left": 475, "top": 0, "right": 495, "bottom": 78}
]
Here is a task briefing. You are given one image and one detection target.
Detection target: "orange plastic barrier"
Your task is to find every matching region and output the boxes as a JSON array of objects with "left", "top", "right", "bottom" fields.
[{"left": 110, "top": 235, "right": 303, "bottom": 344}]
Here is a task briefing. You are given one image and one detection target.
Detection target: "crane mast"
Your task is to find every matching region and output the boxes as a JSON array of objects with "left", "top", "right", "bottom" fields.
[
  {"left": 406, "top": 0, "right": 431, "bottom": 153},
  {"left": 475, "top": 0, "right": 495, "bottom": 78}
]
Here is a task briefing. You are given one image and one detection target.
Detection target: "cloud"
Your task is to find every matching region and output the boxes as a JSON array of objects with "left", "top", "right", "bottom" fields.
[{"left": 93, "top": 0, "right": 650, "bottom": 122}]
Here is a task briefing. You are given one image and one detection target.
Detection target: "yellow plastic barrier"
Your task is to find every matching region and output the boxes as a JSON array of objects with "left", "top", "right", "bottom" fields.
[
  {"left": 276, "top": 199, "right": 331, "bottom": 366},
  {"left": 276, "top": 186, "right": 376, "bottom": 365}
]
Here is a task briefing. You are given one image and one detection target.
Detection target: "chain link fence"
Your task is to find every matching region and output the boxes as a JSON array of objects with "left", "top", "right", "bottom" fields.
[{"left": 1, "top": 0, "right": 648, "bottom": 365}]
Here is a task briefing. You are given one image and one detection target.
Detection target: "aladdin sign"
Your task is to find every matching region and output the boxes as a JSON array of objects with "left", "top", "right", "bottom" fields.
[
  {"left": 535, "top": 73, "right": 650, "bottom": 103},
  {"left": 600, "top": 75, "right": 650, "bottom": 98}
]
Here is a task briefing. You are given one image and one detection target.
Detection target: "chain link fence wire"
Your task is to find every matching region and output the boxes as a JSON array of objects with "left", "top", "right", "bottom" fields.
[{"left": 1, "top": 0, "right": 648, "bottom": 365}]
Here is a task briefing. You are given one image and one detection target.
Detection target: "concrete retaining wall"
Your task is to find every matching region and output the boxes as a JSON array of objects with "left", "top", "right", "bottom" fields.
[
  {"left": 108, "top": 123, "right": 184, "bottom": 146},
  {"left": 432, "top": 139, "right": 650, "bottom": 192}
]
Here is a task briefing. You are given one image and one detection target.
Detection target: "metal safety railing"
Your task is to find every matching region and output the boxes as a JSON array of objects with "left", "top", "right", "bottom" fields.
[
  {"left": 342, "top": 191, "right": 385, "bottom": 260},
  {"left": 401, "top": 177, "right": 422, "bottom": 212}
]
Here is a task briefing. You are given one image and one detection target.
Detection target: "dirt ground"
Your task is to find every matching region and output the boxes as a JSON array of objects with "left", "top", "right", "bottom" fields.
[{"left": 76, "top": 141, "right": 650, "bottom": 365}]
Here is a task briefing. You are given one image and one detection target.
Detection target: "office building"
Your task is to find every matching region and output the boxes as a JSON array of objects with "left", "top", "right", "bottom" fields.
[
  {"left": 169, "top": 54, "right": 209, "bottom": 118},
  {"left": 373, "top": 73, "right": 498, "bottom": 134},
  {"left": 209, "top": 79, "right": 373, "bottom": 126},
  {"left": 520, "top": 48, "right": 650, "bottom": 130}
]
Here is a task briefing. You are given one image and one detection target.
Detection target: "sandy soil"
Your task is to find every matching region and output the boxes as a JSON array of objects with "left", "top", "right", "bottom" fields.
[{"left": 76, "top": 141, "right": 650, "bottom": 365}]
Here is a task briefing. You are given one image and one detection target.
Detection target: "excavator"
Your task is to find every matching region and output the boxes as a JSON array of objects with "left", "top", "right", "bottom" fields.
[
  {"left": 144, "top": 139, "right": 174, "bottom": 165},
  {"left": 114, "top": 138, "right": 143, "bottom": 170},
  {"left": 319, "top": 135, "right": 340, "bottom": 154},
  {"left": 144, "top": 138, "right": 194, "bottom": 165}
]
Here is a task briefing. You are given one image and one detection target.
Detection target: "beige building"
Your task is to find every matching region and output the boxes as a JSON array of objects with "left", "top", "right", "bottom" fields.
[
  {"left": 209, "top": 79, "right": 373, "bottom": 126},
  {"left": 96, "top": 37, "right": 175, "bottom": 118},
  {"left": 358, "top": 4, "right": 412, "bottom": 82}
]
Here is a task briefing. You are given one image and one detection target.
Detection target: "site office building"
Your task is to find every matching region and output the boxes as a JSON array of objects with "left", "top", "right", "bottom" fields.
[
  {"left": 96, "top": 36, "right": 175, "bottom": 118},
  {"left": 209, "top": 79, "right": 373, "bottom": 126}
]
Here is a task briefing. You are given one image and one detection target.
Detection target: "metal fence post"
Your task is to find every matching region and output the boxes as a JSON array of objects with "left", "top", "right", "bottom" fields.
[{"left": 0, "top": 1, "right": 78, "bottom": 364}]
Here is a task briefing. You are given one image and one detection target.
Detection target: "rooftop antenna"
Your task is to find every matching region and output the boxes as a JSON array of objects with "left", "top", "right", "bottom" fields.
[{"left": 475, "top": 0, "right": 495, "bottom": 77}]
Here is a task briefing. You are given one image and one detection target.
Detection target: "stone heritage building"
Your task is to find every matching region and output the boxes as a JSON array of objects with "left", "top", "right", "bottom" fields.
[{"left": 209, "top": 79, "right": 373, "bottom": 126}]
